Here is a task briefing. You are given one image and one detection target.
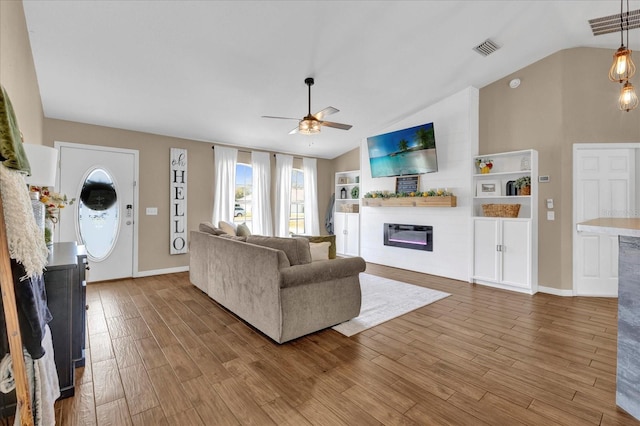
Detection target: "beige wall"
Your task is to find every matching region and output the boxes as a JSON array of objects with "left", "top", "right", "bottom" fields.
[
  {"left": 480, "top": 47, "right": 640, "bottom": 290},
  {"left": 44, "top": 118, "right": 336, "bottom": 272},
  {"left": 44, "top": 119, "right": 216, "bottom": 272},
  {"left": 330, "top": 147, "right": 360, "bottom": 187},
  {"left": 0, "top": 0, "right": 44, "bottom": 145}
]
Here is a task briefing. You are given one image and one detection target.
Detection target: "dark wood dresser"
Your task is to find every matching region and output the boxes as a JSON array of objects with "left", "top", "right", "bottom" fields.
[{"left": 45, "top": 241, "right": 87, "bottom": 398}]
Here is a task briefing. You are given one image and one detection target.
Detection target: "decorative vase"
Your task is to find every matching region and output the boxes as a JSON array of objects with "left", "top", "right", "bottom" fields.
[
  {"left": 30, "top": 191, "right": 45, "bottom": 237},
  {"left": 44, "top": 218, "right": 54, "bottom": 247}
]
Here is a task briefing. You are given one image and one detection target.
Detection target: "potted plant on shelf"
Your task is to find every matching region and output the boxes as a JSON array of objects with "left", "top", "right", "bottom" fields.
[
  {"left": 514, "top": 176, "right": 531, "bottom": 195},
  {"left": 476, "top": 158, "right": 493, "bottom": 174}
]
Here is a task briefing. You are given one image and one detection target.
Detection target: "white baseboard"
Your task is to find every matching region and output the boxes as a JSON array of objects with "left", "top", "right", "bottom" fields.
[
  {"left": 538, "top": 285, "right": 574, "bottom": 297},
  {"left": 135, "top": 266, "right": 189, "bottom": 277}
]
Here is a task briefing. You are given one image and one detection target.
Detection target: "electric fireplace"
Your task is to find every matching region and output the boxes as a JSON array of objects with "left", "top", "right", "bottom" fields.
[{"left": 384, "top": 223, "right": 433, "bottom": 251}]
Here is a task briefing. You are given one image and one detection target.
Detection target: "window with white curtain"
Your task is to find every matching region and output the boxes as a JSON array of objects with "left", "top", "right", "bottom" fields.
[
  {"left": 289, "top": 168, "right": 305, "bottom": 235},
  {"left": 234, "top": 163, "right": 252, "bottom": 230}
]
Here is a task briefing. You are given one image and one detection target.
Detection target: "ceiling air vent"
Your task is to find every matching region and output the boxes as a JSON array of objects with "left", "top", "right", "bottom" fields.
[
  {"left": 473, "top": 39, "right": 500, "bottom": 57},
  {"left": 589, "top": 9, "right": 640, "bottom": 36}
]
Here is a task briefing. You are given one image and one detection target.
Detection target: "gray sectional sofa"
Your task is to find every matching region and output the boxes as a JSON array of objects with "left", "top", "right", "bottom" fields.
[{"left": 189, "top": 229, "right": 366, "bottom": 343}]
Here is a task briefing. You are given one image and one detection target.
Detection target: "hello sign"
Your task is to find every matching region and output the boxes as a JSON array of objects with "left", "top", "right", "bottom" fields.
[{"left": 170, "top": 148, "right": 188, "bottom": 254}]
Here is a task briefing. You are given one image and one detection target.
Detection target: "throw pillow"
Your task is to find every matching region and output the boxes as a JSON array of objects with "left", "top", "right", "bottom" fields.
[
  {"left": 293, "top": 234, "right": 336, "bottom": 259},
  {"left": 236, "top": 222, "right": 252, "bottom": 237},
  {"left": 309, "top": 241, "right": 331, "bottom": 262},
  {"left": 199, "top": 222, "right": 225, "bottom": 235},
  {"left": 218, "top": 220, "right": 237, "bottom": 236}
]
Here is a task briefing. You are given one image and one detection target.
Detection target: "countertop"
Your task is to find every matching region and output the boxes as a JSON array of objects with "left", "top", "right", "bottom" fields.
[{"left": 577, "top": 218, "right": 640, "bottom": 238}]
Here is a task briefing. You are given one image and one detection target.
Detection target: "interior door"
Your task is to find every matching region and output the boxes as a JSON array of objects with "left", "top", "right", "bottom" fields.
[
  {"left": 56, "top": 143, "right": 137, "bottom": 282},
  {"left": 574, "top": 148, "right": 635, "bottom": 296}
]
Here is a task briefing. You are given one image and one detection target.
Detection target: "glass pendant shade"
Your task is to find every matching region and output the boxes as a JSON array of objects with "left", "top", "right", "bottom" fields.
[
  {"left": 609, "top": 46, "right": 636, "bottom": 82},
  {"left": 299, "top": 118, "right": 320, "bottom": 134},
  {"left": 619, "top": 81, "right": 639, "bottom": 111}
]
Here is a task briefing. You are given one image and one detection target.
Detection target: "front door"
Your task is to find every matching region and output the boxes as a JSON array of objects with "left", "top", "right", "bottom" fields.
[
  {"left": 574, "top": 146, "right": 635, "bottom": 296},
  {"left": 56, "top": 142, "right": 138, "bottom": 282}
]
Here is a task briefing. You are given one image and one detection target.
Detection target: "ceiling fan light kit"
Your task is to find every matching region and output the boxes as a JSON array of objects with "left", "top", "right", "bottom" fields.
[
  {"left": 263, "top": 77, "right": 352, "bottom": 135},
  {"left": 299, "top": 117, "right": 321, "bottom": 134}
]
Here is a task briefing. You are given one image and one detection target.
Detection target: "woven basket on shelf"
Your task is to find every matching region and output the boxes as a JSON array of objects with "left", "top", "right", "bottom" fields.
[{"left": 482, "top": 203, "right": 521, "bottom": 218}]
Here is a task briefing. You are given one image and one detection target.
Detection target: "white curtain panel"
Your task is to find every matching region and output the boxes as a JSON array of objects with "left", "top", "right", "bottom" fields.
[
  {"left": 212, "top": 146, "right": 237, "bottom": 225},
  {"left": 302, "top": 157, "right": 320, "bottom": 235},
  {"left": 274, "top": 154, "right": 293, "bottom": 237},
  {"left": 251, "top": 151, "right": 273, "bottom": 236}
]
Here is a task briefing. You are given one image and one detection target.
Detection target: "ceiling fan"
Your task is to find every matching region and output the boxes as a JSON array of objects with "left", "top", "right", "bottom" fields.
[{"left": 262, "top": 77, "right": 352, "bottom": 135}]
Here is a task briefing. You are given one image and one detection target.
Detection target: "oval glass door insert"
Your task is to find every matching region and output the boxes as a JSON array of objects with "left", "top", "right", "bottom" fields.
[{"left": 78, "top": 168, "right": 119, "bottom": 260}]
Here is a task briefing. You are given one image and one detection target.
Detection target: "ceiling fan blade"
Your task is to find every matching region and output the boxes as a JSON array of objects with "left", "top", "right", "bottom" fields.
[
  {"left": 288, "top": 126, "right": 299, "bottom": 135},
  {"left": 320, "top": 121, "right": 352, "bottom": 131},
  {"left": 313, "top": 106, "right": 339, "bottom": 120},
  {"left": 262, "top": 115, "right": 300, "bottom": 121}
]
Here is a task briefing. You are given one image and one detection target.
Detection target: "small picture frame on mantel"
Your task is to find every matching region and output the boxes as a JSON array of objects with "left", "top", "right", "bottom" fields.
[
  {"left": 338, "top": 177, "right": 349, "bottom": 184},
  {"left": 396, "top": 176, "right": 420, "bottom": 193},
  {"left": 476, "top": 180, "right": 501, "bottom": 197}
]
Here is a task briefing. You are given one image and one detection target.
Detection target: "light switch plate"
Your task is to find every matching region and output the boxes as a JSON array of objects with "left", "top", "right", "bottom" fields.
[
  {"left": 547, "top": 211, "right": 555, "bottom": 221},
  {"left": 146, "top": 207, "right": 158, "bottom": 215}
]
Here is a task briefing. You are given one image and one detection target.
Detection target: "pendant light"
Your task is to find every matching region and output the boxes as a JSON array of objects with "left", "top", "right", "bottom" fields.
[
  {"left": 609, "top": 0, "right": 636, "bottom": 82},
  {"left": 619, "top": 81, "right": 640, "bottom": 111}
]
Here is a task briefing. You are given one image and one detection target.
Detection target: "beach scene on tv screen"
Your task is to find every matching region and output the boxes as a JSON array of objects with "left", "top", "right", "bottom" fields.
[{"left": 367, "top": 122, "right": 438, "bottom": 177}]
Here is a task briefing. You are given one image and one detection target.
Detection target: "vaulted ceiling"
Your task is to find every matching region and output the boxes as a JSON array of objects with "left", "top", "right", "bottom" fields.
[{"left": 22, "top": 1, "right": 639, "bottom": 159}]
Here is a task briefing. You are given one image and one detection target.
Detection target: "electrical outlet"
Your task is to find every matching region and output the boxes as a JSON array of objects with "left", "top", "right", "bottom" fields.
[
  {"left": 546, "top": 199, "right": 554, "bottom": 209},
  {"left": 146, "top": 207, "right": 158, "bottom": 215},
  {"left": 547, "top": 211, "right": 555, "bottom": 221}
]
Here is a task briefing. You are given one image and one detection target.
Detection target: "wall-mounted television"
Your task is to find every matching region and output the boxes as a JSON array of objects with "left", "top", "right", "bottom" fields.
[{"left": 366, "top": 122, "right": 438, "bottom": 178}]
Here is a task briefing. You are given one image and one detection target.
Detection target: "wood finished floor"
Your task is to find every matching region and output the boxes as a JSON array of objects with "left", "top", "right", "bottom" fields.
[{"left": 52, "top": 264, "right": 640, "bottom": 426}]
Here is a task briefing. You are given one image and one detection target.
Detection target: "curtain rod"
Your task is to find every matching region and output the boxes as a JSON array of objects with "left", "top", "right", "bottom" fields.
[
  {"left": 211, "top": 146, "right": 252, "bottom": 154},
  {"left": 211, "top": 145, "right": 304, "bottom": 160}
]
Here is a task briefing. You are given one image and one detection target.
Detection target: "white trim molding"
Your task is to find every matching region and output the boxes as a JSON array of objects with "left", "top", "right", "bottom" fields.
[{"left": 135, "top": 266, "right": 189, "bottom": 277}]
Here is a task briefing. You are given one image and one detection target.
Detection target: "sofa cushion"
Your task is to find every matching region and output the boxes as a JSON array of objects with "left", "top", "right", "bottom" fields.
[
  {"left": 236, "top": 222, "right": 252, "bottom": 237},
  {"left": 199, "top": 222, "right": 226, "bottom": 235},
  {"left": 218, "top": 220, "right": 236, "bottom": 236},
  {"left": 309, "top": 241, "right": 331, "bottom": 262},
  {"left": 246, "top": 236, "right": 312, "bottom": 266},
  {"left": 219, "top": 234, "right": 247, "bottom": 242}
]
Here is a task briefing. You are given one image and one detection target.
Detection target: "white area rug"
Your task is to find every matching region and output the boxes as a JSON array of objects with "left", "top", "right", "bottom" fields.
[{"left": 332, "top": 273, "right": 451, "bottom": 337}]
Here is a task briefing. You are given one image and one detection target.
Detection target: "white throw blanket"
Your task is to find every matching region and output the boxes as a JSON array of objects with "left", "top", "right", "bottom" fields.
[
  {"left": 0, "top": 163, "right": 48, "bottom": 279},
  {"left": 0, "top": 326, "right": 59, "bottom": 426}
]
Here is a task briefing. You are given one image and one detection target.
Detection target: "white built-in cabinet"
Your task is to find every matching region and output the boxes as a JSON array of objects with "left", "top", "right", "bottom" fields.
[
  {"left": 334, "top": 212, "right": 360, "bottom": 257},
  {"left": 472, "top": 150, "right": 538, "bottom": 294},
  {"left": 473, "top": 218, "right": 531, "bottom": 290},
  {"left": 334, "top": 170, "right": 360, "bottom": 256}
]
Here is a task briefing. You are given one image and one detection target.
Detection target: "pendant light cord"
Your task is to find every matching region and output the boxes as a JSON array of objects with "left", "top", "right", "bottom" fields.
[
  {"left": 620, "top": 0, "right": 624, "bottom": 46},
  {"left": 626, "top": 0, "right": 630, "bottom": 50}
]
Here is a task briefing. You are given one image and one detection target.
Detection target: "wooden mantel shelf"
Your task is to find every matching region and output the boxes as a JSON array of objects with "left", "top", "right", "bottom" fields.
[{"left": 361, "top": 195, "right": 457, "bottom": 207}]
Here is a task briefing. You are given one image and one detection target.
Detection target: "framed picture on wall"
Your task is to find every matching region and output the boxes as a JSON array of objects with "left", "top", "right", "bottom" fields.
[{"left": 476, "top": 180, "right": 501, "bottom": 197}]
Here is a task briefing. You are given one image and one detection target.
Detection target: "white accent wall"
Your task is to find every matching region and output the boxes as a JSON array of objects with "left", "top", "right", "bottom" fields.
[{"left": 359, "top": 86, "right": 479, "bottom": 282}]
